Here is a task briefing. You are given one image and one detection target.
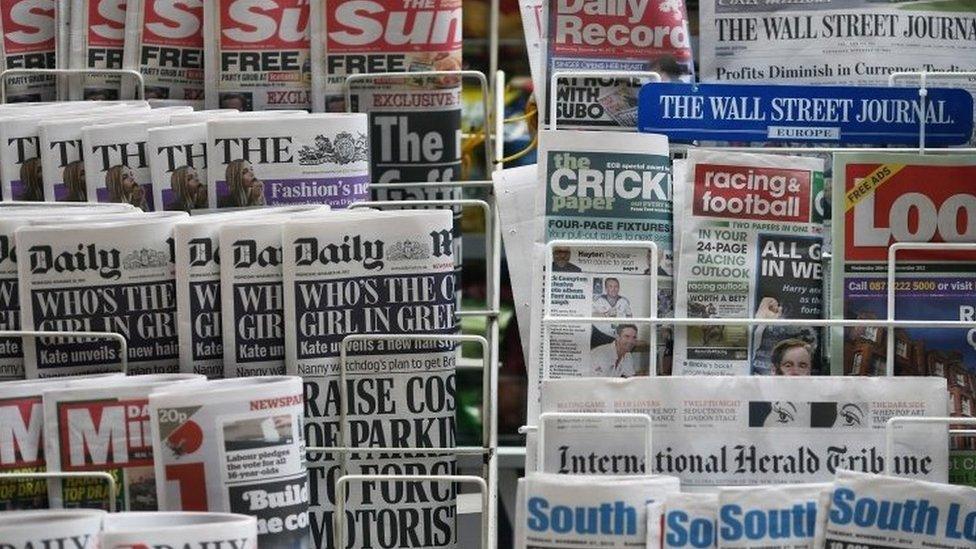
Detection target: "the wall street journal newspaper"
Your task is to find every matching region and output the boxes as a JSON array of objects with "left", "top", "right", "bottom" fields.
[
  {"left": 0, "top": 0, "right": 57, "bottom": 102},
  {"left": 16, "top": 213, "right": 187, "bottom": 377},
  {"left": 283, "top": 209, "right": 458, "bottom": 549},
  {"left": 123, "top": 0, "right": 205, "bottom": 105},
  {"left": 716, "top": 483, "right": 828, "bottom": 548},
  {"left": 541, "top": 0, "right": 694, "bottom": 129},
  {"left": 515, "top": 473, "right": 680, "bottom": 549},
  {"left": 674, "top": 150, "right": 827, "bottom": 376},
  {"left": 204, "top": 0, "right": 311, "bottom": 110},
  {"left": 528, "top": 130, "right": 672, "bottom": 420},
  {"left": 68, "top": 0, "right": 128, "bottom": 100},
  {"left": 532, "top": 377, "right": 950, "bottom": 486},
  {"left": 42, "top": 373, "right": 204, "bottom": 510},
  {"left": 815, "top": 470, "right": 976, "bottom": 549},
  {"left": 150, "top": 376, "right": 308, "bottom": 549}
]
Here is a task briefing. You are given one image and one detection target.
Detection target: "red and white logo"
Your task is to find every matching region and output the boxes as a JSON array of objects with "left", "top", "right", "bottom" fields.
[
  {"left": 88, "top": 0, "right": 126, "bottom": 47},
  {"left": 327, "top": 0, "right": 461, "bottom": 53},
  {"left": 142, "top": 0, "right": 204, "bottom": 47},
  {"left": 693, "top": 163, "right": 810, "bottom": 223},
  {"left": 220, "top": 0, "right": 310, "bottom": 49},
  {"left": 58, "top": 398, "right": 153, "bottom": 470},
  {"left": 0, "top": 396, "right": 43, "bottom": 468},
  {"left": 1, "top": 0, "right": 55, "bottom": 54}
]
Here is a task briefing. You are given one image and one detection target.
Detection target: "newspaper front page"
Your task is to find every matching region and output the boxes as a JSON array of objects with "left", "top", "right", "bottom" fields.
[
  {"left": 148, "top": 123, "right": 209, "bottom": 212},
  {"left": 533, "top": 377, "right": 950, "bottom": 486},
  {"left": 100, "top": 513, "right": 257, "bottom": 548},
  {"left": 150, "top": 376, "right": 308, "bottom": 548},
  {"left": 528, "top": 130, "right": 672, "bottom": 419},
  {"left": 541, "top": 0, "right": 694, "bottom": 129},
  {"left": 0, "top": 509, "right": 105, "bottom": 549},
  {"left": 68, "top": 0, "right": 128, "bottom": 100},
  {"left": 123, "top": 0, "right": 205, "bottom": 104},
  {"left": 817, "top": 469, "right": 976, "bottom": 549},
  {"left": 42, "top": 373, "right": 204, "bottom": 511},
  {"left": 716, "top": 483, "right": 828, "bottom": 548},
  {"left": 204, "top": 0, "right": 311, "bottom": 110},
  {"left": 283, "top": 209, "right": 458, "bottom": 549},
  {"left": 515, "top": 473, "right": 680, "bottom": 549},
  {"left": 656, "top": 492, "right": 718, "bottom": 549},
  {"left": 674, "top": 150, "right": 827, "bottom": 376},
  {"left": 16, "top": 213, "right": 188, "bottom": 377},
  {"left": 0, "top": 0, "right": 57, "bottom": 102},
  {"left": 538, "top": 413, "right": 651, "bottom": 475}
]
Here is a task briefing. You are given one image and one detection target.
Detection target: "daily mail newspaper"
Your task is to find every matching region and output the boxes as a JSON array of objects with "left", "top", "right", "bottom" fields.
[
  {"left": 698, "top": 3, "right": 976, "bottom": 143},
  {"left": 716, "top": 483, "right": 828, "bottom": 548},
  {"left": 150, "top": 376, "right": 308, "bottom": 548},
  {"left": 541, "top": 0, "right": 694, "bottom": 129},
  {"left": 0, "top": 205, "right": 134, "bottom": 381},
  {"left": 673, "top": 150, "right": 827, "bottom": 376},
  {"left": 1, "top": 509, "right": 105, "bottom": 549},
  {"left": 100, "top": 512, "right": 257, "bottom": 549},
  {"left": 0, "top": 373, "right": 122, "bottom": 510},
  {"left": 515, "top": 473, "right": 680, "bottom": 549},
  {"left": 528, "top": 130, "right": 672, "bottom": 419},
  {"left": 42, "top": 373, "right": 205, "bottom": 510},
  {"left": 651, "top": 492, "right": 718, "bottom": 549},
  {"left": 204, "top": 0, "right": 311, "bottom": 110},
  {"left": 282, "top": 209, "right": 458, "bottom": 549},
  {"left": 122, "top": 0, "right": 205, "bottom": 104},
  {"left": 16, "top": 213, "right": 188, "bottom": 378},
  {"left": 831, "top": 154, "right": 976, "bottom": 389},
  {"left": 816, "top": 469, "right": 976, "bottom": 549},
  {"left": 0, "top": 0, "right": 58, "bottom": 102},
  {"left": 68, "top": 0, "right": 129, "bottom": 100},
  {"left": 206, "top": 114, "right": 370, "bottom": 209},
  {"left": 218, "top": 208, "right": 329, "bottom": 378},
  {"left": 532, "top": 377, "right": 951, "bottom": 486}
]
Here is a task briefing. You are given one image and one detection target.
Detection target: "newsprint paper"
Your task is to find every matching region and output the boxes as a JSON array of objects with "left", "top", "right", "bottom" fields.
[
  {"left": 42, "top": 373, "right": 205, "bottom": 511},
  {"left": 528, "top": 130, "right": 673, "bottom": 419},
  {"left": 150, "top": 376, "right": 309, "bottom": 549},
  {"left": 652, "top": 492, "right": 718, "bottom": 549},
  {"left": 123, "top": 0, "right": 205, "bottom": 105},
  {"left": 716, "top": 482, "right": 828, "bottom": 548},
  {"left": 100, "top": 512, "right": 257, "bottom": 549},
  {"left": 283, "top": 209, "right": 458, "bottom": 549},
  {"left": 531, "top": 377, "right": 950, "bottom": 485},
  {"left": 673, "top": 150, "right": 827, "bottom": 376},
  {"left": 16, "top": 213, "right": 188, "bottom": 378},
  {"left": 0, "top": 0, "right": 58, "bottom": 102},
  {"left": 68, "top": 0, "right": 128, "bottom": 100},
  {"left": 815, "top": 470, "right": 976, "bottom": 549},
  {"left": 515, "top": 473, "right": 680, "bottom": 548}
]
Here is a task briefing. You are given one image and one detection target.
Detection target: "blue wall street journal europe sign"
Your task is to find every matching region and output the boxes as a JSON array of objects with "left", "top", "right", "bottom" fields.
[{"left": 637, "top": 83, "right": 974, "bottom": 146}]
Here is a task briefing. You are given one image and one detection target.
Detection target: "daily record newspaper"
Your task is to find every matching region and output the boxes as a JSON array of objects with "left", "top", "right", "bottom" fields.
[
  {"left": 531, "top": 377, "right": 951, "bottom": 485},
  {"left": 830, "top": 153, "right": 976, "bottom": 386},
  {"left": 68, "top": 0, "right": 128, "bottom": 100},
  {"left": 674, "top": 150, "right": 827, "bottom": 376},
  {"left": 16, "top": 213, "right": 187, "bottom": 378},
  {"left": 150, "top": 376, "right": 309, "bottom": 549},
  {"left": 283, "top": 209, "right": 458, "bottom": 549},
  {"left": 42, "top": 373, "right": 204, "bottom": 511},
  {"left": 716, "top": 482, "right": 829, "bottom": 548},
  {"left": 541, "top": 0, "right": 694, "bottom": 129},
  {"left": 528, "top": 130, "right": 673, "bottom": 420},
  {"left": 123, "top": 0, "right": 205, "bottom": 104},
  {"left": 515, "top": 473, "right": 680, "bottom": 549},
  {"left": 0, "top": 0, "right": 57, "bottom": 102},
  {"left": 205, "top": 114, "right": 369, "bottom": 209},
  {"left": 816, "top": 470, "right": 976, "bottom": 549},
  {"left": 204, "top": 0, "right": 311, "bottom": 110},
  {"left": 698, "top": 2, "right": 976, "bottom": 143}
]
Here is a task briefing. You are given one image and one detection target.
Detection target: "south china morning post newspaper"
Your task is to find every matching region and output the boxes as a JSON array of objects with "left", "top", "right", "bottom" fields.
[{"left": 283, "top": 209, "right": 458, "bottom": 549}]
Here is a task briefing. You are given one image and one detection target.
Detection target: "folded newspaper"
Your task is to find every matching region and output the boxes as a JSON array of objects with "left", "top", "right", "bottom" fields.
[
  {"left": 673, "top": 150, "right": 827, "bottom": 376},
  {"left": 0, "top": 509, "right": 105, "bottom": 549},
  {"left": 150, "top": 376, "right": 308, "bottom": 548},
  {"left": 42, "top": 373, "right": 205, "bottom": 510},
  {"left": 816, "top": 469, "right": 976, "bottom": 549},
  {"left": 716, "top": 482, "right": 828, "bottom": 548},
  {"left": 283, "top": 208, "right": 458, "bottom": 549},
  {"left": 68, "top": 0, "right": 128, "bottom": 100},
  {"left": 515, "top": 473, "right": 680, "bottom": 549},
  {"left": 650, "top": 492, "right": 718, "bottom": 549},
  {"left": 101, "top": 512, "right": 258, "bottom": 549},
  {"left": 123, "top": 0, "right": 205, "bottom": 104}
]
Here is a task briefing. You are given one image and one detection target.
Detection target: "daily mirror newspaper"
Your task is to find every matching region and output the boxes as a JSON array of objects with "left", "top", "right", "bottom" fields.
[
  {"left": 150, "top": 376, "right": 309, "bottom": 548},
  {"left": 532, "top": 377, "right": 950, "bottom": 486},
  {"left": 42, "top": 373, "right": 204, "bottom": 510},
  {"left": 0, "top": 0, "right": 57, "bottom": 102},
  {"left": 283, "top": 209, "right": 458, "bottom": 549},
  {"left": 204, "top": 0, "right": 312, "bottom": 110},
  {"left": 673, "top": 150, "right": 827, "bottom": 376},
  {"left": 515, "top": 473, "right": 680, "bottom": 549},
  {"left": 541, "top": 0, "right": 694, "bottom": 129},
  {"left": 68, "top": 0, "right": 128, "bottom": 100},
  {"left": 123, "top": 0, "right": 205, "bottom": 105},
  {"left": 816, "top": 469, "right": 976, "bottom": 549},
  {"left": 16, "top": 213, "right": 187, "bottom": 377},
  {"left": 528, "top": 130, "right": 672, "bottom": 419},
  {"left": 716, "top": 482, "right": 828, "bottom": 548}
]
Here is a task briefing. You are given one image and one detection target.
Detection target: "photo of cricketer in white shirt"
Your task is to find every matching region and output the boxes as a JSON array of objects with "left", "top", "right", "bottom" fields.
[{"left": 589, "top": 324, "right": 638, "bottom": 378}]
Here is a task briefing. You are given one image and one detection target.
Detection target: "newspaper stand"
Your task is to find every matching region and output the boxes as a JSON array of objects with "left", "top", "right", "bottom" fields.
[{"left": 0, "top": 68, "right": 146, "bottom": 102}]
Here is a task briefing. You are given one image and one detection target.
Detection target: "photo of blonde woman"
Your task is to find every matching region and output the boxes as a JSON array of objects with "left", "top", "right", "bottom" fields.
[
  {"left": 166, "top": 165, "right": 207, "bottom": 211},
  {"left": 17, "top": 157, "right": 43, "bottom": 201},
  {"left": 219, "top": 159, "right": 265, "bottom": 208},
  {"left": 105, "top": 165, "right": 147, "bottom": 210},
  {"left": 63, "top": 161, "right": 87, "bottom": 202}
]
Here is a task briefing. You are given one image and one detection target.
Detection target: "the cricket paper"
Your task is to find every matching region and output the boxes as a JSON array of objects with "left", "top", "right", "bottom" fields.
[
  {"left": 674, "top": 150, "right": 827, "bottom": 376},
  {"left": 532, "top": 376, "right": 951, "bottom": 486},
  {"left": 100, "top": 512, "right": 258, "bottom": 549},
  {"left": 528, "top": 130, "right": 672, "bottom": 420},
  {"left": 515, "top": 473, "right": 680, "bottom": 549},
  {"left": 122, "top": 0, "right": 205, "bottom": 104},
  {"left": 0, "top": 509, "right": 105, "bottom": 549},
  {"left": 42, "top": 373, "right": 205, "bottom": 510},
  {"left": 716, "top": 483, "right": 828, "bottom": 548},
  {"left": 150, "top": 376, "right": 307, "bottom": 548},
  {"left": 283, "top": 208, "right": 458, "bottom": 549},
  {"left": 0, "top": 0, "right": 58, "bottom": 103}
]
